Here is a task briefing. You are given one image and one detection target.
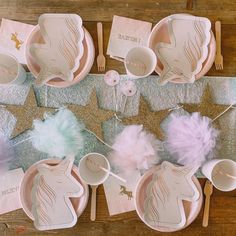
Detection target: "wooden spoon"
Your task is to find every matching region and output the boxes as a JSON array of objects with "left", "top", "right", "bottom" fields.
[{"left": 202, "top": 180, "right": 213, "bottom": 227}]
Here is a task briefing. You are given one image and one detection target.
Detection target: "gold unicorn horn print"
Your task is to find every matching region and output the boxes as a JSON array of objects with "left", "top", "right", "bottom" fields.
[
  {"left": 119, "top": 185, "right": 133, "bottom": 200},
  {"left": 11, "top": 32, "right": 23, "bottom": 50}
]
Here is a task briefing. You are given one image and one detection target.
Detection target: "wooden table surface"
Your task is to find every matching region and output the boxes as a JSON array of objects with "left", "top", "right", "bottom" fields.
[{"left": 0, "top": 0, "right": 236, "bottom": 235}]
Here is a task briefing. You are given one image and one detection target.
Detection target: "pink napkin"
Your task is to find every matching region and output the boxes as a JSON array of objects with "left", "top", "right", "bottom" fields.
[
  {"left": 0, "top": 168, "right": 24, "bottom": 215},
  {"left": 103, "top": 170, "right": 141, "bottom": 216},
  {"left": 107, "top": 15, "right": 152, "bottom": 59},
  {"left": 0, "top": 18, "right": 34, "bottom": 64}
]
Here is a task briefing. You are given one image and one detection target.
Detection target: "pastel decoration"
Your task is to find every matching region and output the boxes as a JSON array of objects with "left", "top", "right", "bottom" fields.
[
  {"left": 120, "top": 80, "right": 137, "bottom": 97},
  {"left": 144, "top": 161, "right": 200, "bottom": 229},
  {"left": 180, "top": 84, "right": 233, "bottom": 127},
  {"left": 104, "top": 70, "right": 120, "bottom": 86},
  {"left": 67, "top": 89, "right": 114, "bottom": 140},
  {"left": 165, "top": 112, "right": 219, "bottom": 167},
  {"left": 120, "top": 80, "right": 137, "bottom": 113},
  {"left": 4, "top": 87, "right": 55, "bottom": 138},
  {"left": 31, "top": 157, "right": 84, "bottom": 231},
  {"left": 109, "top": 125, "right": 160, "bottom": 172},
  {"left": 30, "top": 108, "right": 85, "bottom": 158},
  {"left": 156, "top": 14, "right": 211, "bottom": 85},
  {"left": 122, "top": 95, "right": 169, "bottom": 140},
  {"left": 30, "top": 14, "right": 84, "bottom": 85}
]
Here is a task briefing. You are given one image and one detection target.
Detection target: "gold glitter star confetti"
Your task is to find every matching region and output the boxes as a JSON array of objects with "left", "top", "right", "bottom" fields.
[
  {"left": 67, "top": 89, "right": 115, "bottom": 139},
  {"left": 5, "top": 87, "right": 55, "bottom": 137},
  {"left": 180, "top": 84, "right": 232, "bottom": 125},
  {"left": 122, "top": 95, "right": 169, "bottom": 140}
]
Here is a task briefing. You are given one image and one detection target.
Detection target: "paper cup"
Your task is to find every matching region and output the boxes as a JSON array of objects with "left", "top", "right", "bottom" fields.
[
  {"left": 0, "top": 53, "right": 26, "bottom": 85},
  {"left": 78, "top": 153, "right": 110, "bottom": 186},
  {"left": 124, "top": 46, "right": 157, "bottom": 79},
  {"left": 202, "top": 159, "right": 236, "bottom": 191}
]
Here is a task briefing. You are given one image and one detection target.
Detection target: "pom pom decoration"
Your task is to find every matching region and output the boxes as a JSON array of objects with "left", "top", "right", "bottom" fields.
[
  {"left": 165, "top": 112, "right": 219, "bottom": 166},
  {"left": 30, "top": 108, "right": 85, "bottom": 158},
  {"left": 0, "top": 133, "right": 14, "bottom": 174},
  {"left": 109, "top": 125, "right": 161, "bottom": 172}
]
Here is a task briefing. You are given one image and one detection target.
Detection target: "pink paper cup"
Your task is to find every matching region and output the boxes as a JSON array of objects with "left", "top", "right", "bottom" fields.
[
  {"left": 202, "top": 159, "right": 236, "bottom": 191},
  {"left": 124, "top": 46, "right": 157, "bottom": 79}
]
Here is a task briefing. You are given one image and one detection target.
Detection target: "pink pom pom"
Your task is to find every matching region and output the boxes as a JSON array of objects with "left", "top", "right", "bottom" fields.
[
  {"left": 165, "top": 112, "right": 219, "bottom": 166},
  {"left": 109, "top": 125, "right": 160, "bottom": 172}
]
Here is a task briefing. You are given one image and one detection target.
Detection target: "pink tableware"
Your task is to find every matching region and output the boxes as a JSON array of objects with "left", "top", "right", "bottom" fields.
[
  {"left": 135, "top": 165, "right": 203, "bottom": 232},
  {"left": 148, "top": 14, "right": 216, "bottom": 83},
  {"left": 20, "top": 159, "right": 89, "bottom": 220},
  {"left": 25, "top": 25, "right": 95, "bottom": 88}
]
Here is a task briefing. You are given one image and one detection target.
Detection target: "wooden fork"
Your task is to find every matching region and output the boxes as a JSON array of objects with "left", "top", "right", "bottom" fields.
[
  {"left": 202, "top": 180, "right": 213, "bottom": 227},
  {"left": 97, "top": 22, "right": 106, "bottom": 72},
  {"left": 215, "top": 21, "right": 223, "bottom": 70}
]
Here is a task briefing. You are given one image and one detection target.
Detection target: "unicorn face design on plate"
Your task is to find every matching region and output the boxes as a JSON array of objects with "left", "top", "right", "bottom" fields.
[
  {"left": 31, "top": 157, "right": 84, "bottom": 231},
  {"left": 144, "top": 161, "right": 200, "bottom": 229},
  {"left": 156, "top": 15, "right": 211, "bottom": 85}
]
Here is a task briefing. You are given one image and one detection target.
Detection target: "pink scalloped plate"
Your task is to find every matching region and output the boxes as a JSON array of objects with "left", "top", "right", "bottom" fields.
[
  {"left": 148, "top": 14, "right": 216, "bottom": 83},
  {"left": 134, "top": 165, "right": 203, "bottom": 232},
  {"left": 25, "top": 25, "right": 95, "bottom": 88},
  {"left": 20, "top": 159, "right": 89, "bottom": 220}
]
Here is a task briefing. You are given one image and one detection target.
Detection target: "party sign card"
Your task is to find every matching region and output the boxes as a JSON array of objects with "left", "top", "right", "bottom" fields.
[{"left": 107, "top": 15, "right": 152, "bottom": 58}]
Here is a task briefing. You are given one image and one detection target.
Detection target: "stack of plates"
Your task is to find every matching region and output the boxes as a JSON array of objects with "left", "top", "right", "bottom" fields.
[
  {"left": 26, "top": 14, "right": 95, "bottom": 88},
  {"left": 148, "top": 14, "right": 216, "bottom": 84},
  {"left": 134, "top": 165, "right": 203, "bottom": 232},
  {"left": 20, "top": 159, "right": 89, "bottom": 220}
]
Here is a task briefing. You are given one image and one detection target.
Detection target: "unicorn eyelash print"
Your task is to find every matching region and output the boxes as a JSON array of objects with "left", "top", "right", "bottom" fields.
[
  {"left": 156, "top": 14, "right": 211, "bottom": 85},
  {"left": 31, "top": 157, "right": 84, "bottom": 231},
  {"left": 30, "top": 14, "right": 84, "bottom": 85},
  {"left": 144, "top": 161, "right": 200, "bottom": 229}
]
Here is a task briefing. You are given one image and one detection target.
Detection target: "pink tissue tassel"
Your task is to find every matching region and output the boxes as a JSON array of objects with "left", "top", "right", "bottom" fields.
[
  {"left": 0, "top": 134, "right": 14, "bottom": 174},
  {"left": 109, "top": 125, "right": 160, "bottom": 172},
  {"left": 165, "top": 112, "right": 219, "bottom": 167}
]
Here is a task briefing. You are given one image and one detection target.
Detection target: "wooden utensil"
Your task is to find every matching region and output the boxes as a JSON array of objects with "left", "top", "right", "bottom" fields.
[
  {"left": 202, "top": 180, "right": 213, "bottom": 227},
  {"left": 90, "top": 185, "right": 98, "bottom": 221},
  {"left": 97, "top": 22, "right": 106, "bottom": 72},
  {"left": 214, "top": 21, "right": 223, "bottom": 70}
]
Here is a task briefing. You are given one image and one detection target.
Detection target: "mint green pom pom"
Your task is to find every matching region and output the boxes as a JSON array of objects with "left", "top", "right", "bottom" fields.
[{"left": 30, "top": 108, "right": 85, "bottom": 158}]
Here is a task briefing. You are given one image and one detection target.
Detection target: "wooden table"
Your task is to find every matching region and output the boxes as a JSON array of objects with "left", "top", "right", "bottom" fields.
[{"left": 0, "top": 0, "right": 236, "bottom": 235}]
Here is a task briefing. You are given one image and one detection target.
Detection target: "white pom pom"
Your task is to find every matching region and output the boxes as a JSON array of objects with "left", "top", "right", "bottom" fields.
[
  {"left": 30, "top": 108, "right": 85, "bottom": 158},
  {"left": 109, "top": 125, "right": 161, "bottom": 172},
  {"left": 165, "top": 112, "right": 219, "bottom": 166}
]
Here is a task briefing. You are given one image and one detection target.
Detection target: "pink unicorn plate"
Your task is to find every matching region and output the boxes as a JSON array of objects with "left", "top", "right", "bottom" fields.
[
  {"left": 25, "top": 25, "right": 95, "bottom": 88},
  {"left": 134, "top": 165, "right": 203, "bottom": 232},
  {"left": 20, "top": 159, "right": 89, "bottom": 221},
  {"left": 148, "top": 14, "right": 216, "bottom": 83}
]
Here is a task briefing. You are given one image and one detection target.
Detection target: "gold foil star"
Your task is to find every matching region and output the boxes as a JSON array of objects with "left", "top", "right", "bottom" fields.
[
  {"left": 67, "top": 89, "right": 115, "bottom": 139},
  {"left": 5, "top": 87, "right": 55, "bottom": 138},
  {"left": 180, "top": 84, "right": 232, "bottom": 125},
  {"left": 122, "top": 96, "right": 169, "bottom": 140}
]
